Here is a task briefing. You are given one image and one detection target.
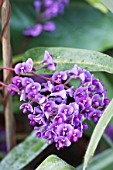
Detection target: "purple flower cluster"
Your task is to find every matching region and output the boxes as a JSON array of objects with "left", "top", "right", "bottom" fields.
[
  {"left": 24, "top": 0, "right": 69, "bottom": 37},
  {"left": 8, "top": 51, "right": 110, "bottom": 149}
]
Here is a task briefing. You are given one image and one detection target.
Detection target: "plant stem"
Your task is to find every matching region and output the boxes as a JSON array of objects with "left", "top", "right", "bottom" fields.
[{"left": 1, "top": 0, "right": 16, "bottom": 151}]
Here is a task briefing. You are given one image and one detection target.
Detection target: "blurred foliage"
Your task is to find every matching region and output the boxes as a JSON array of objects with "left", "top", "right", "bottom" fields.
[{"left": 8, "top": 0, "right": 113, "bottom": 54}]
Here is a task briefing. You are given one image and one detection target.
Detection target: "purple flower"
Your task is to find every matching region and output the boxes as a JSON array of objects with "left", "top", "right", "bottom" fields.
[
  {"left": 34, "top": 0, "right": 42, "bottom": 12},
  {"left": 41, "top": 81, "right": 54, "bottom": 92},
  {"left": 44, "top": 3, "right": 59, "bottom": 19},
  {"left": 44, "top": 0, "right": 54, "bottom": 7},
  {"left": 12, "top": 76, "right": 22, "bottom": 87},
  {"left": 8, "top": 84, "right": 19, "bottom": 95},
  {"left": 22, "top": 77, "right": 34, "bottom": 87},
  {"left": 43, "top": 21, "right": 56, "bottom": 32},
  {"left": 26, "top": 82, "right": 41, "bottom": 94},
  {"left": 56, "top": 123, "right": 73, "bottom": 136},
  {"left": 45, "top": 62, "right": 57, "bottom": 71},
  {"left": 20, "top": 103, "right": 33, "bottom": 114},
  {"left": 58, "top": 104, "right": 73, "bottom": 116},
  {"left": 55, "top": 136, "right": 71, "bottom": 150},
  {"left": 42, "top": 50, "right": 54, "bottom": 64},
  {"left": 54, "top": 113, "right": 67, "bottom": 124},
  {"left": 24, "top": 24, "right": 43, "bottom": 37},
  {"left": 35, "top": 93, "right": 46, "bottom": 104},
  {"left": 26, "top": 58, "right": 33, "bottom": 72},
  {"left": 50, "top": 89, "right": 66, "bottom": 99},
  {"left": 68, "top": 129, "right": 82, "bottom": 142},
  {"left": 52, "top": 84, "right": 64, "bottom": 92},
  {"left": 52, "top": 71, "right": 67, "bottom": 83},
  {"left": 105, "top": 124, "right": 113, "bottom": 141},
  {"left": 43, "top": 101, "right": 55, "bottom": 112},
  {"left": 14, "top": 62, "right": 30, "bottom": 74},
  {"left": 8, "top": 50, "right": 110, "bottom": 150}
]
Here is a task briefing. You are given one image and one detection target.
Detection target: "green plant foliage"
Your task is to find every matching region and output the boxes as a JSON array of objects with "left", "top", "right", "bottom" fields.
[
  {"left": 83, "top": 98, "right": 113, "bottom": 170},
  {"left": 9, "top": 0, "right": 113, "bottom": 54},
  {"left": 35, "top": 154, "right": 76, "bottom": 170},
  {"left": 101, "top": 0, "right": 113, "bottom": 13},
  {"left": 24, "top": 47, "right": 113, "bottom": 74},
  {"left": 86, "top": 0, "right": 108, "bottom": 13},
  {"left": 35, "top": 149, "right": 113, "bottom": 170},
  {"left": 78, "top": 148, "right": 113, "bottom": 170},
  {"left": 0, "top": 131, "right": 48, "bottom": 170}
]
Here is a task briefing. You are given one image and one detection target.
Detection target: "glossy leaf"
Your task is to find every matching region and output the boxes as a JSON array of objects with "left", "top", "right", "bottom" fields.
[
  {"left": 0, "top": 131, "right": 48, "bottom": 170},
  {"left": 24, "top": 47, "right": 113, "bottom": 73},
  {"left": 35, "top": 154, "right": 76, "bottom": 170},
  {"left": 78, "top": 148, "right": 113, "bottom": 170},
  {"left": 101, "top": 0, "right": 113, "bottom": 13},
  {"left": 83, "top": 98, "right": 113, "bottom": 170},
  {"left": 86, "top": 0, "right": 108, "bottom": 13}
]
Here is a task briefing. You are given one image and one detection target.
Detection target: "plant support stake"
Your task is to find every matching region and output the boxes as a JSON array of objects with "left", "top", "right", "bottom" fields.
[{"left": 1, "top": 0, "right": 16, "bottom": 151}]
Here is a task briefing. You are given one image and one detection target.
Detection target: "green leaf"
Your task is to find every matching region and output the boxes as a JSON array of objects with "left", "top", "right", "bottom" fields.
[
  {"left": 9, "top": 0, "right": 113, "bottom": 54},
  {"left": 35, "top": 154, "right": 76, "bottom": 170},
  {"left": 100, "top": 0, "right": 113, "bottom": 13},
  {"left": 0, "top": 131, "right": 48, "bottom": 170},
  {"left": 24, "top": 47, "right": 113, "bottom": 73},
  {"left": 83, "top": 98, "right": 113, "bottom": 170},
  {"left": 86, "top": 0, "right": 108, "bottom": 13},
  {"left": 78, "top": 148, "right": 113, "bottom": 170}
]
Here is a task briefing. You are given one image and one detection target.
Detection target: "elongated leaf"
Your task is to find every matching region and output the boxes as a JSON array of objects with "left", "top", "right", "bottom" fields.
[
  {"left": 35, "top": 154, "right": 76, "bottom": 170},
  {"left": 86, "top": 0, "right": 108, "bottom": 13},
  {"left": 24, "top": 47, "right": 113, "bottom": 73},
  {"left": 100, "top": 0, "right": 113, "bottom": 13},
  {"left": 83, "top": 99, "right": 113, "bottom": 170},
  {"left": 0, "top": 131, "right": 48, "bottom": 170},
  {"left": 78, "top": 148, "right": 113, "bottom": 170},
  {"left": 35, "top": 149, "right": 113, "bottom": 170}
]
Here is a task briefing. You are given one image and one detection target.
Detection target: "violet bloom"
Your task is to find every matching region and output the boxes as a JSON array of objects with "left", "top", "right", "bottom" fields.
[
  {"left": 55, "top": 136, "right": 71, "bottom": 150},
  {"left": 43, "top": 101, "right": 55, "bottom": 112},
  {"left": 68, "top": 129, "right": 82, "bottom": 142},
  {"left": 26, "top": 58, "right": 33, "bottom": 72},
  {"left": 35, "top": 93, "right": 46, "bottom": 104},
  {"left": 14, "top": 62, "right": 30, "bottom": 74},
  {"left": 52, "top": 71, "right": 67, "bottom": 83},
  {"left": 22, "top": 77, "right": 34, "bottom": 87},
  {"left": 8, "top": 84, "right": 19, "bottom": 95},
  {"left": 20, "top": 103, "right": 33, "bottom": 114},
  {"left": 44, "top": 3, "right": 59, "bottom": 19},
  {"left": 41, "top": 81, "right": 54, "bottom": 92},
  {"left": 9, "top": 51, "right": 110, "bottom": 150},
  {"left": 54, "top": 113, "right": 67, "bottom": 124},
  {"left": 52, "top": 84, "right": 64, "bottom": 92},
  {"left": 43, "top": 21, "right": 56, "bottom": 32},
  {"left": 44, "top": 0, "right": 54, "bottom": 7},
  {"left": 42, "top": 50, "right": 53, "bottom": 64},
  {"left": 58, "top": 104, "right": 74, "bottom": 116},
  {"left": 26, "top": 82, "right": 41, "bottom": 94},
  {"left": 105, "top": 124, "right": 113, "bottom": 141},
  {"left": 12, "top": 76, "right": 22, "bottom": 87},
  {"left": 45, "top": 62, "right": 57, "bottom": 71},
  {"left": 50, "top": 89, "right": 66, "bottom": 99},
  {"left": 23, "top": 24, "right": 43, "bottom": 37},
  {"left": 34, "top": 0, "right": 42, "bottom": 12}
]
